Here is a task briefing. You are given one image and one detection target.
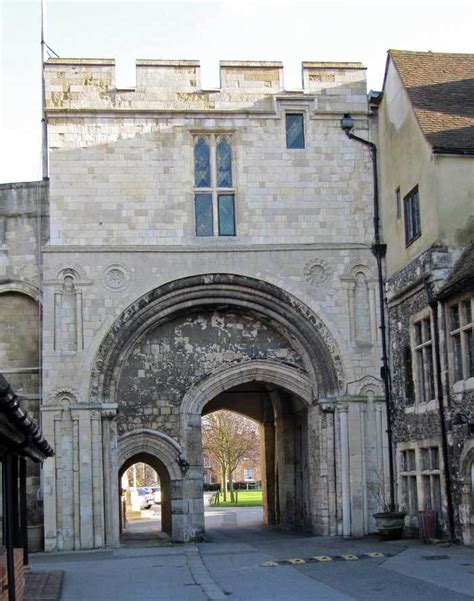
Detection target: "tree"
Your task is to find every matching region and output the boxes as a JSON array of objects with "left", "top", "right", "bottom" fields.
[{"left": 202, "top": 410, "right": 259, "bottom": 502}]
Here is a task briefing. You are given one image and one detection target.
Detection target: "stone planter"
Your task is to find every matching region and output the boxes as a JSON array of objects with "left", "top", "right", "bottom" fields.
[{"left": 373, "top": 511, "right": 406, "bottom": 540}]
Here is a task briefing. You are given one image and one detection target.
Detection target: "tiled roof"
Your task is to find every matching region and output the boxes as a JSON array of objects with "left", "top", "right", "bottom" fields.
[
  {"left": 437, "top": 244, "right": 474, "bottom": 299},
  {"left": 389, "top": 50, "right": 474, "bottom": 153}
]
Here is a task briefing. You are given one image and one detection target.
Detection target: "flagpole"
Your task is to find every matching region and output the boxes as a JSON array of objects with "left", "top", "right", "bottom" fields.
[{"left": 41, "top": 0, "right": 49, "bottom": 180}]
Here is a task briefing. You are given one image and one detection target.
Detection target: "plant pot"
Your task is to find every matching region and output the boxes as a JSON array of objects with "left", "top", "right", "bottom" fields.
[{"left": 373, "top": 511, "right": 406, "bottom": 540}]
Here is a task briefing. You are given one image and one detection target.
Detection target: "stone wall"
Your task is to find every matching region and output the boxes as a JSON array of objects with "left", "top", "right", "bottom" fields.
[
  {"left": 117, "top": 310, "right": 304, "bottom": 438},
  {"left": 0, "top": 181, "right": 48, "bottom": 551}
]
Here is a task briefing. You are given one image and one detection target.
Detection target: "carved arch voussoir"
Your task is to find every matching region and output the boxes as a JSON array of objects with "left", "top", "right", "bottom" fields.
[
  {"left": 117, "top": 428, "right": 184, "bottom": 481},
  {"left": 89, "top": 274, "right": 345, "bottom": 403},
  {"left": 180, "top": 359, "right": 314, "bottom": 417}
]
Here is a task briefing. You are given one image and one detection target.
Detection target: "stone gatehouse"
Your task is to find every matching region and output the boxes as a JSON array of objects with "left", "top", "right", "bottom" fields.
[{"left": 1, "top": 57, "right": 390, "bottom": 550}]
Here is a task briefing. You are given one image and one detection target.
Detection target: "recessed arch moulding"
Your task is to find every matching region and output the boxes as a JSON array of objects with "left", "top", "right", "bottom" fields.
[{"left": 43, "top": 274, "right": 388, "bottom": 548}]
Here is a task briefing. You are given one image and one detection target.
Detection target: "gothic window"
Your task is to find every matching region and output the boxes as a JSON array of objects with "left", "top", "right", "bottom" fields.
[
  {"left": 193, "top": 134, "right": 235, "bottom": 237},
  {"left": 216, "top": 137, "right": 233, "bottom": 188},
  {"left": 194, "top": 137, "right": 211, "bottom": 188},
  {"left": 286, "top": 113, "right": 305, "bottom": 149},
  {"left": 448, "top": 295, "right": 473, "bottom": 382}
]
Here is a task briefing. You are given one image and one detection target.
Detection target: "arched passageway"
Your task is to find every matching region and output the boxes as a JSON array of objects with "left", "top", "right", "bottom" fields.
[
  {"left": 119, "top": 453, "right": 170, "bottom": 542},
  {"left": 202, "top": 380, "right": 310, "bottom": 532},
  {"left": 43, "top": 274, "right": 388, "bottom": 550}
]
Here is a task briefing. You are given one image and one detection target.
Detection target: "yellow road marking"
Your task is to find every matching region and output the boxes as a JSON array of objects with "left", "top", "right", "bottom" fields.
[
  {"left": 288, "top": 558, "right": 306, "bottom": 564},
  {"left": 366, "top": 552, "right": 385, "bottom": 558},
  {"left": 342, "top": 555, "right": 359, "bottom": 560},
  {"left": 311, "top": 555, "right": 333, "bottom": 562},
  {"left": 261, "top": 561, "right": 280, "bottom": 567}
]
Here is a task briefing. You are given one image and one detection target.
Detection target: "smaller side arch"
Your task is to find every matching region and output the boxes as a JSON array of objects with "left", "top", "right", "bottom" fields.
[
  {"left": 117, "top": 429, "right": 184, "bottom": 482},
  {"left": 0, "top": 280, "right": 42, "bottom": 303},
  {"left": 459, "top": 441, "right": 474, "bottom": 546}
]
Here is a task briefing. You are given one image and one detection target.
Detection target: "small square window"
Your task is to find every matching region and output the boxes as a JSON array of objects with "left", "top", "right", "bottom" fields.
[{"left": 286, "top": 114, "right": 305, "bottom": 149}]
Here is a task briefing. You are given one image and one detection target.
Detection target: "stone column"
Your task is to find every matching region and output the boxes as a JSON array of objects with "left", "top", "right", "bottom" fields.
[
  {"left": 261, "top": 413, "right": 276, "bottom": 526},
  {"left": 338, "top": 404, "right": 351, "bottom": 537},
  {"left": 102, "top": 410, "right": 119, "bottom": 547},
  {"left": 41, "top": 407, "right": 61, "bottom": 552}
]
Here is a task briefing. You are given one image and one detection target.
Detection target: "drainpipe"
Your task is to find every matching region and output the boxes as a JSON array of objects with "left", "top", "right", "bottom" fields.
[
  {"left": 340, "top": 114, "right": 396, "bottom": 512},
  {"left": 426, "top": 286, "right": 456, "bottom": 541}
]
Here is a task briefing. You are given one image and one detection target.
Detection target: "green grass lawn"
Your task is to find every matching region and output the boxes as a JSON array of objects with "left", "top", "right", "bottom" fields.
[{"left": 214, "top": 490, "right": 262, "bottom": 507}]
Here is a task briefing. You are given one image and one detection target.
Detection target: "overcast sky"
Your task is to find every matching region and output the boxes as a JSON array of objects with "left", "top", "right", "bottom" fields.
[{"left": 0, "top": 0, "right": 473, "bottom": 183}]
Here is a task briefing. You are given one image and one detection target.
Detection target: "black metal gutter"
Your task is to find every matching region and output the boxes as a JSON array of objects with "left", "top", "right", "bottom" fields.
[
  {"left": 425, "top": 284, "right": 456, "bottom": 541},
  {"left": 343, "top": 128, "right": 396, "bottom": 512}
]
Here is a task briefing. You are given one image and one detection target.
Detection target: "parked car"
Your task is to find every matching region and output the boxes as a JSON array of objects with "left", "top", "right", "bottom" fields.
[
  {"left": 136, "top": 487, "right": 153, "bottom": 509},
  {"left": 149, "top": 485, "right": 161, "bottom": 504}
]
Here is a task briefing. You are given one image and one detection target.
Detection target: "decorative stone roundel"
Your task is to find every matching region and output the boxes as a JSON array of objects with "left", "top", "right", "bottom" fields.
[
  {"left": 103, "top": 264, "right": 130, "bottom": 292},
  {"left": 304, "top": 259, "right": 329, "bottom": 285}
]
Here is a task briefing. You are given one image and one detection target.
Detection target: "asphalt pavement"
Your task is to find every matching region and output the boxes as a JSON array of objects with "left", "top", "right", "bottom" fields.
[{"left": 29, "top": 502, "right": 474, "bottom": 601}]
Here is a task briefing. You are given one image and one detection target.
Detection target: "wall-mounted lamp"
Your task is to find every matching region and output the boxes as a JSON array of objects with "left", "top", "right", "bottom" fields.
[
  {"left": 340, "top": 113, "right": 355, "bottom": 132},
  {"left": 451, "top": 413, "right": 474, "bottom": 435}
]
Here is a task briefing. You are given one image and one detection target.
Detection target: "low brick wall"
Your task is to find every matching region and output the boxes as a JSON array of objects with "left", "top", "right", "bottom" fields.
[{"left": 0, "top": 548, "right": 24, "bottom": 601}]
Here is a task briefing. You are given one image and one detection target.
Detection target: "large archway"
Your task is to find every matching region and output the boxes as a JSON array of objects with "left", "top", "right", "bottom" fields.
[{"left": 90, "top": 274, "right": 349, "bottom": 543}]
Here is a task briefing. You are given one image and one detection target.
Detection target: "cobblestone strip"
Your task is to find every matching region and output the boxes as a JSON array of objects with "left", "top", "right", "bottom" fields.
[{"left": 185, "top": 547, "right": 227, "bottom": 600}]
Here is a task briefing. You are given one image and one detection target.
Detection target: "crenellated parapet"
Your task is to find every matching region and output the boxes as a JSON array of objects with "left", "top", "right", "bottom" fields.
[{"left": 44, "top": 58, "right": 367, "bottom": 113}]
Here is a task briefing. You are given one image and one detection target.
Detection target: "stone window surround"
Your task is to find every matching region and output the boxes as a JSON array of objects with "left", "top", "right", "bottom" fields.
[
  {"left": 278, "top": 101, "right": 311, "bottom": 153},
  {"left": 191, "top": 130, "right": 236, "bottom": 238},
  {"left": 407, "top": 307, "right": 438, "bottom": 413},
  {"left": 397, "top": 439, "right": 445, "bottom": 519},
  {"left": 445, "top": 293, "right": 474, "bottom": 393}
]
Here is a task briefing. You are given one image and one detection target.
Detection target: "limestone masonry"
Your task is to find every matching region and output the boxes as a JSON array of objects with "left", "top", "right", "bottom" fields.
[{"left": 5, "top": 58, "right": 389, "bottom": 550}]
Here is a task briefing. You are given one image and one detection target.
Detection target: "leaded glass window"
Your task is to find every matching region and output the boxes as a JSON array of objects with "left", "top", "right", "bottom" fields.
[
  {"left": 194, "top": 137, "right": 211, "bottom": 188},
  {"left": 286, "top": 113, "right": 305, "bottom": 149},
  {"left": 195, "top": 193, "right": 213, "bottom": 237},
  {"left": 193, "top": 134, "right": 236, "bottom": 237},
  {"left": 216, "top": 137, "right": 232, "bottom": 188},
  {"left": 218, "top": 194, "right": 235, "bottom": 236}
]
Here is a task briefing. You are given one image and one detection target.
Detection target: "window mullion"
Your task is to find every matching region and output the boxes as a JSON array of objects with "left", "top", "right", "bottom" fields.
[{"left": 210, "top": 136, "right": 219, "bottom": 235}]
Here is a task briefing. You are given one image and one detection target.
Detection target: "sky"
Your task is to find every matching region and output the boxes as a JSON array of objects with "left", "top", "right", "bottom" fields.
[{"left": 0, "top": 0, "right": 473, "bottom": 183}]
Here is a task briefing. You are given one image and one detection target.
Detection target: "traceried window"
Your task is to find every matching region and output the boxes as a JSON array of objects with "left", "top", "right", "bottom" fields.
[
  {"left": 448, "top": 296, "right": 474, "bottom": 382},
  {"left": 413, "top": 314, "right": 436, "bottom": 403},
  {"left": 286, "top": 113, "right": 305, "bottom": 149},
  {"left": 404, "top": 185, "right": 421, "bottom": 245},
  {"left": 193, "top": 135, "right": 235, "bottom": 237}
]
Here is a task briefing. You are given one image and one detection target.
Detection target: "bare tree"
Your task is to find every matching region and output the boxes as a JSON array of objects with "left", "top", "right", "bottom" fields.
[{"left": 202, "top": 410, "right": 259, "bottom": 502}]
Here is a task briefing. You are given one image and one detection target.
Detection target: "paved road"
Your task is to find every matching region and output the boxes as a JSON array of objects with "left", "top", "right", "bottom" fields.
[{"left": 30, "top": 504, "right": 474, "bottom": 601}]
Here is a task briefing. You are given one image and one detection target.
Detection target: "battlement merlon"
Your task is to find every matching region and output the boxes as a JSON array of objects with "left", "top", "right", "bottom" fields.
[{"left": 44, "top": 58, "right": 368, "bottom": 113}]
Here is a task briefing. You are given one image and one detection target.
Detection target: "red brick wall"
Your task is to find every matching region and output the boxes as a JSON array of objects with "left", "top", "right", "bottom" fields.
[{"left": 0, "top": 549, "right": 24, "bottom": 601}]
